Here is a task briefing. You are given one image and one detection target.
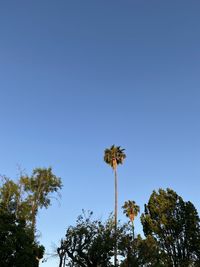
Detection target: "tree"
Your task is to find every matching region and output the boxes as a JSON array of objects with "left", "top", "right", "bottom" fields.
[
  {"left": 0, "top": 167, "right": 62, "bottom": 265},
  {"left": 141, "top": 188, "right": 200, "bottom": 267},
  {"left": 0, "top": 176, "right": 20, "bottom": 214},
  {"left": 57, "top": 211, "right": 122, "bottom": 267},
  {"left": 119, "top": 234, "right": 164, "bottom": 267},
  {"left": 104, "top": 145, "right": 126, "bottom": 266},
  {"left": 0, "top": 206, "right": 44, "bottom": 267},
  {"left": 0, "top": 167, "right": 62, "bottom": 232},
  {"left": 20, "top": 167, "right": 62, "bottom": 231},
  {"left": 122, "top": 200, "right": 140, "bottom": 239}
]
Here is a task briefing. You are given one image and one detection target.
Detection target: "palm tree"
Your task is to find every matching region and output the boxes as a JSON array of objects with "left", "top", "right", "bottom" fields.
[
  {"left": 104, "top": 145, "right": 126, "bottom": 266},
  {"left": 122, "top": 200, "right": 140, "bottom": 239}
]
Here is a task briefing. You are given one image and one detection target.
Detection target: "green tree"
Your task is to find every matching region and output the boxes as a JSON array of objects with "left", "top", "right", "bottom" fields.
[
  {"left": 0, "top": 167, "right": 62, "bottom": 265},
  {"left": 120, "top": 234, "right": 164, "bottom": 267},
  {"left": 0, "top": 206, "right": 44, "bottom": 267},
  {"left": 57, "top": 211, "right": 121, "bottom": 267},
  {"left": 104, "top": 145, "right": 126, "bottom": 266},
  {"left": 141, "top": 188, "right": 200, "bottom": 267},
  {"left": 0, "top": 176, "right": 20, "bottom": 214},
  {"left": 122, "top": 200, "right": 140, "bottom": 239},
  {"left": 20, "top": 167, "right": 62, "bottom": 231},
  {"left": 0, "top": 167, "right": 62, "bottom": 232}
]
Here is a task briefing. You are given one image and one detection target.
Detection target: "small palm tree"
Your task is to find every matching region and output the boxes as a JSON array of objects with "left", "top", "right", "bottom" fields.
[
  {"left": 104, "top": 145, "right": 126, "bottom": 266},
  {"left": 122, "top": 200, "right": 140, "bottom": 239}
]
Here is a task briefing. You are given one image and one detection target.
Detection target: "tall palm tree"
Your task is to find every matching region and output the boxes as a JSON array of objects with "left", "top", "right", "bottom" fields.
[
  {"left": 122, "top": 200, "right": 140, "bottom": 239},
  {"left": 104, "top": 145, "right": 126, "bottom": 266}
]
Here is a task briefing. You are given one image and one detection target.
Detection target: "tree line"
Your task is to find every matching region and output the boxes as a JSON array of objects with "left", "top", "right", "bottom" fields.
[
  {"left": 57, "top": 188, "right": 200, "bottom": 267},
  {"left": 0, "top": 145, "right": 200, "bottom": 266}
]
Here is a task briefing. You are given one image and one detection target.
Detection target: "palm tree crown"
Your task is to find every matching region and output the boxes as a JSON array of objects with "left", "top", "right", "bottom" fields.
[
  {"left": 122, "top": 200, "right": 140, "bottom": 222},
  {"left": 104, "top": 145, "right": 126, "bottom": 170}
]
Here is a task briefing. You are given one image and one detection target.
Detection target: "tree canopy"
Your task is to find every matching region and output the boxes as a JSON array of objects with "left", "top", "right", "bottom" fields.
[
  {"left": 57, "top": 211, "right": 118, "bottom": 267},
  {"left": 0, "top": 205, "right": 45, "bottom": 267},
  {"left": 141, "top": 188, "right": 200, "bottom": 266},
  {"left": 57, "top": 188, "right": 200, "bottom": 267},
  {"left": 104, "top": 145, "right": 126, "bottom": 170},
  {"left": 0, "top": 167, "right": 62, "bottom": 267}
]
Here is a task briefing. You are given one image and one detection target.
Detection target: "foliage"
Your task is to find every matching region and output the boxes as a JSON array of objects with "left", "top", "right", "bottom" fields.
[
  {"left": 0, "top": 167, "right": 62, "bottom": 231},
  {"left": 141, "top": 188, "right": 200, "bottom": 266},
  {"left": 58, "top": 188, "right": 200, "bottom": 267},
  {"left": 120, "top": 234, "right": 164, "bottom": 267},
  {"left": 57, "top": 211, "right": 129, "bottom": 267},
  {"left": 0, "top": 207, "right": 45, "bottom": 267},
  {"left": 0, "top": 167, "right": 62, "bottom": 266},
  {"left": 122, "top": 200, "right": 140, "bottom": 241},
  {"left": 20, "top": 167, "right": 62, "bottom": 230},
  {"left": 122, "top": 200, "right": 140, "bottom": 222},
  {"left": 104, "top": 145, "right": 126, "bottom": 170}
]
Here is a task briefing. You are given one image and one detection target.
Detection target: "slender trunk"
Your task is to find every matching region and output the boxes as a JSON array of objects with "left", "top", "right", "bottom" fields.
[
  {"left": 63, "top": 254, "right": 66, "bottom": 267},
  {"left": 131, "top": 221, "right": 134, "bottom": 240},
  {"left": 58, "top": 253, "right": 64, "bottom": 267},
  {"left": 114, "top": 168, "right": 118, "bottom": 267},
  {"left": 58, "top": 255, "right": 63, "bottom": 267},
  {"left": 15, "top": 183, "right": 22, "bottom": 219},
  {"left": 31, "top": 201, "right": 37, "bottom": 234}
]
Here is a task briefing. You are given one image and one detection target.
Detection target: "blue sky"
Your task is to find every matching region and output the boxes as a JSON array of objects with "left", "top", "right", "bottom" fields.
[{"left": 0, "top": 1, "right": 200, "bottom": 266}]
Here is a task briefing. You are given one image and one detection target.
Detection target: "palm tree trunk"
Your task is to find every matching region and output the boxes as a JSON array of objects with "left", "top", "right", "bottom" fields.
[
  {"left": 114, "top": 168, "right": 118, "bottom": 267},
  {"left": 131, "top": 221, "right": 134, "bottom": 240}
]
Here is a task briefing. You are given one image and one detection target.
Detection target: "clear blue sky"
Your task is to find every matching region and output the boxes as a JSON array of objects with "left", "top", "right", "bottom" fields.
[{"left": 0, "top": 1, "right": 200, "bottom": 266}]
